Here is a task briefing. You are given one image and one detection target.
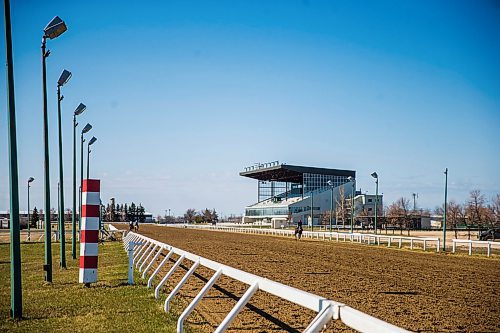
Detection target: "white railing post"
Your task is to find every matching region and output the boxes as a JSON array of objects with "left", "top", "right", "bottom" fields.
[
  {"left": 136, "top": 243, "right": 154, "bottom": 268},
  {"left": 215, "top": 282, "right": 259, "bottom": 333},
  {"left": 155, "top": 254, "right": 186, "bottom": 299},
  {"left": 469, "top": 242, "right": 472, "bottom": 256},
  {"left": 452, "top": 240, "right": 456, "bottom": 253},
  {"left": 142, "top": 247, "right": 165, "bottom": 279},
  {"left": 165, "top": 260, "right": 200, "bottom": 313},
  {"left": 177, "top": 269, "right": 223, "bottom": 333},
  {"left": 487, "top": 242, "right": 491, "bottom": 257},
  {"left": 128, "top": 241, "right": 143, "bottom": 285},
  {"left": 139, "top": 245, "right": 159, "bottom": 272},
  {"left": 148, "top": 249, "right": 174, "bottom": 288}
]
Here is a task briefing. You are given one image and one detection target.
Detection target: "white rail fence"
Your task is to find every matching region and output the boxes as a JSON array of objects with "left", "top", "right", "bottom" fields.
[
  {"left": 123, "top": 231, "right": 408, "bottom": 333},
  {"left": 452, "top": 239, "right": 500, "bottom": 257},
  {"left": 167, "top": 224, "right": 441, "bottom": 252}
]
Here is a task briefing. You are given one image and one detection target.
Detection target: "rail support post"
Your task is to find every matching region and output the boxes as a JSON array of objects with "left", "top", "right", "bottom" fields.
[
  {"left": 128, "top": 241, "right": 143, "bottom": 285},
  {"left": 215, "top": 282, "right": 259, "bottom": 333}
]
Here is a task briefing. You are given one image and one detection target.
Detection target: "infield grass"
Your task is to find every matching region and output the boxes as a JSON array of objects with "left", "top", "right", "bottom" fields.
[{"left": 0, "top": 241, "right": 184, "bottom": 332}]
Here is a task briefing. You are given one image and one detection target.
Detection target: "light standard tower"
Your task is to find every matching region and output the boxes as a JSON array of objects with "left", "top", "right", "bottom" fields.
[
  {"left": 27, "top": 177, "right": 34, "bottom": 240},
  {"left": 87, "top": 136, "right": 97, "bottom": 179},
  {"left": 443, "top": 168, "right": 448, "bottom": 252},
  {"left": 80, "top": 123, "right": 92, "bottom": 231},
  {"left": 347, "top": 176, "right": 355, "bottom": 233},
  {"left": 72, "top": 103, "right": 86, "bottom": 258},
  {"left": 4, "top": 0, "right": 22, "bottom": 316},
  {"left": 42, "top": 15, "right": 67, "bottom": 283},
  {"left": 327, "top": 180, "right": 334, "bottom": 233},
  {"left": 371, "top": 172, "right": 379, "bottom": 234},
  {"left": 57, "top": 69, "right": 71, "bottom": 269}
]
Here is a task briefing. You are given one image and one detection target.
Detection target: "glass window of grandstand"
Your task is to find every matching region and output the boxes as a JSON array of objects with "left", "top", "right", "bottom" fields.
[{"left": 303, "top": 173, "right": 349, "bottom": 193}]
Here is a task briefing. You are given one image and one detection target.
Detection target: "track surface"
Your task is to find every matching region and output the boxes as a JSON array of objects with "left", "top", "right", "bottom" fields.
[{"left": 121, "top": 224, "right": 499, "bottom": 332}]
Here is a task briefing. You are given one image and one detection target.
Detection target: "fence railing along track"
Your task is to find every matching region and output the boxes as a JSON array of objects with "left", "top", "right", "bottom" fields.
[
  {"left": 122, "top": 231, "right": 408, "bottom": 333},
  {"left": 167, "top": 224, "right": 441, "bottom": 252},
  {"left": 452, "top": 239, "right": 499, "bottom": 257}
]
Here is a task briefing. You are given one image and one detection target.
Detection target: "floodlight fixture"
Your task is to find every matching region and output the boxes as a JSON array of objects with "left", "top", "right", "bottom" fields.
[
  {"left": 74, "top": 103, "right": 86, "bottom": 116},
  {"left": 347, "top": 176, "right": 354, "bottom": 182},
  {"left": 57, "top": 69, "right": 72, "bottom": 87},
  {"left": 371, "top": 172, "right": 378, "bottom": 179},
  {"left": 28, "top": 177, "right": 35, "bottom": 183},
  {"left": 88, "top": 136, "right": 97, "bottom": 146},
  {"left": 327, "top": 180, "right": 333, "bottom": 186},
  {"left": 44, "top": 16, "right": 67, "bottom": 39},
  {"left": 82, "top": 123, "right": 92, "bottom": 134}
]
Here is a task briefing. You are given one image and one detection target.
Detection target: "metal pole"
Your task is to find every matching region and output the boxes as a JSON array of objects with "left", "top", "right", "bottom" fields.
[
  {"left": 329, "top": 187, "right": 333, "bottom": 232},
  {"left": 350, "top": 181, "right": 355, "bottom": 234},
  {"left": 80, "top": 133, "right": 84, "bottom": 232},
  {"left": 57, "top": 86, "right": 66, "bottom": 268},
  {"left": 443, "top": 168, "right": 448, "bottom": 252},
  {"left": 72, "top": 114, "right": 77, "bottom": 258},
  {"left": 27, "top": 181, "right": 30, "bottom": 241},
  {"left": 41, "top": 35, "right": 52, "bottom": 282},
  {"left": 310, "top": 192, "right": 314, "bottom": 232},
  {"left": 4, "top": 0, "right": 22, "bottom": 316},
  {"left": 86, "top": 143, "right": 90, "bottom": 179},
  {"left": 374, "top": 179, "right": 378, "bottom": 235}
]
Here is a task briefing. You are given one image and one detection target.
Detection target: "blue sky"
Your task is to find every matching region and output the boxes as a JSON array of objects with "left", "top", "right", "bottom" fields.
[{"left": 1, "top": 0, "right": 499, "bottom": 217}]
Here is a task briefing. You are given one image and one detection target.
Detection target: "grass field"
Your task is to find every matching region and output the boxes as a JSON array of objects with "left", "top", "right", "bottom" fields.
[{"left": 0, "top": 241, "right": 184, "bottom": 332}]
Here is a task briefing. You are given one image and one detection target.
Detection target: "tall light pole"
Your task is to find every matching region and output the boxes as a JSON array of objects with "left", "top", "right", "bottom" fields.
[
  {"left": 27, "top": 177, "right": 34, "bottom": 241},
  {"left": 80, "top": 123, "right": 92, "bottom": 231},
  {"left": 371, "top": 172, "right": 379, "bottom": 235},
  {"left": 443, "top": 168, "right": 448, "bottom": 252},
  {"left": 4, "top": 0, "right": 22, "bottom": 317},
  {"left": 310, "top": 191, "right": 314, "bottom": 232},
  {"left": 57, "top": 69, "right": 71, "bottom": 268},
  {"left": 347, "top": 176, "right": 355, "bottom": 233},
  {"left": 327, "top": 180, "right": 333, "bottom": 232},
  {"left": 41, "top": 15, "right": 67, "bottom": 283},
  {"left": 72, "top": 103, "right": 86, "bottom": 259},
  {"left": 87, "top": 136, "right": 97, "bottom": 179}
]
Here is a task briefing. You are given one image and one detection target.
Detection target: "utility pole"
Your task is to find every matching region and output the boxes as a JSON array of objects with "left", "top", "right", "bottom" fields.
[
  {"left": 443, "top": 168, "right": 448, "bottom": 252},
  {"left": 4, "top": 0, "right": 22, "bottom": 317}
]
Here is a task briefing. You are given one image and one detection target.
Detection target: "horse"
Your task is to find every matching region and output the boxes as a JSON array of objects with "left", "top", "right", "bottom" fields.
[{"left": 294, "top": 226, "right": 303, "bottom": 240}]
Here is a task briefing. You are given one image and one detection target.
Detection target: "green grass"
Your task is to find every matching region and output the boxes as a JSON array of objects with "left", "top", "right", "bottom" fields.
[{"left": 0, "top": 241, "right": 184, "bottom": 332}]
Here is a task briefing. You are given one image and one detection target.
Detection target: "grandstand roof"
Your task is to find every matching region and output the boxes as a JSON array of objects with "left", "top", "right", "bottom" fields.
[{"left": 239, "top": 164, "right": 355, "bottom": 183}]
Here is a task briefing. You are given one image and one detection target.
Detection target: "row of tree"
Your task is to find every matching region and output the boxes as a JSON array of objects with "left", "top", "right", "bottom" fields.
[
  {"left": 318, "top": 189, "right": 499, "bottom": 237},
  {"left": 183, "top": 208, "right": 219, "bottom": 224},
  {"left": 102, "top": 202, "right": 146, "bottom": 223}
]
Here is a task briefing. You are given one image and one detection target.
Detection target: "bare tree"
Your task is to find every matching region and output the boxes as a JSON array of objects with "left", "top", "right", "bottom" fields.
[
  {"left": 491, "top": 194, "right": 500, "bottom": 228},
  {"left": 335, "top": 187, "right": 348, "bottom": 229},
  {"left": 447, "top": 201, "right": 464, "bottom": 238},
  {"left": 466, "top": 190, "right": 487, "bottom": 239},
  {"left": 184, "top": 208, "right": 196, "bottom": 224},
  {"left": 387, "top": 197, "right": 411, "bottom": 235}
]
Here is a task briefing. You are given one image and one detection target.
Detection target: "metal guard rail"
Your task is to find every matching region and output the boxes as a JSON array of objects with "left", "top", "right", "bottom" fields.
[{"left": 123, "top": 231, "right": 409, "bottom": 333}]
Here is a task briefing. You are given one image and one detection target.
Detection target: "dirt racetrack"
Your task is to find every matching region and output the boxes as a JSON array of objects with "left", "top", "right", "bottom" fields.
[{"left": 117, "top": 224, "right": 499, "bottom": 332}]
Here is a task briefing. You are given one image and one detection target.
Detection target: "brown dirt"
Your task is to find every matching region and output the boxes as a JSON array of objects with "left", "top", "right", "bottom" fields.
[{"left": 118, "top": 224, "right": 500, "bottom": 332}]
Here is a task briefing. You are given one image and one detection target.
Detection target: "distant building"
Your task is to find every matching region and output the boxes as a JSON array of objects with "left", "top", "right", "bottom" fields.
[{"left": 240, "top": 162, "right": 356, "bottom": 227}]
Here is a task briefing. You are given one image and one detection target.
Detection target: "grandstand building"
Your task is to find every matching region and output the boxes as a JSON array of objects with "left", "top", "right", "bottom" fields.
[{"left": 240, "top": 162, "right": 356, "bottom": 227}]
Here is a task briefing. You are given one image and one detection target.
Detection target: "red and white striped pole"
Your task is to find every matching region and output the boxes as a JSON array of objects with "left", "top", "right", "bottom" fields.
[{"left": 79, "top": 179, "right": 100, "bottom": 285}]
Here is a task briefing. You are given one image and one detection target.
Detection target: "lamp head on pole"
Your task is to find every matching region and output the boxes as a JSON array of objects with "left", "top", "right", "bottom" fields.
[
  {"left": 44, "top": 16, "right": 67, "bottom": 39},
  {"left": 371, "top": 172, "right": 378, "bottom": 179},
  {"left": 88, "top": 136, "right": 97, "bottom": 146},
  {"left": 327, "top": 180, "right": 333, "bottom": 187},
  {"left": 82, "top": 123, "right": 92, "bottom": 134},
  {"left": 347, "top": 176, "right": 355, "bottom": 182},
  {"left": 28, "top": 177, "right": 35, "bottom": 183},
  {"left": 57, "top": 69, "right": 72, "bottom": 87},
  {"left": 74, "top": 103, "right": 86, "bottom": 116}
]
